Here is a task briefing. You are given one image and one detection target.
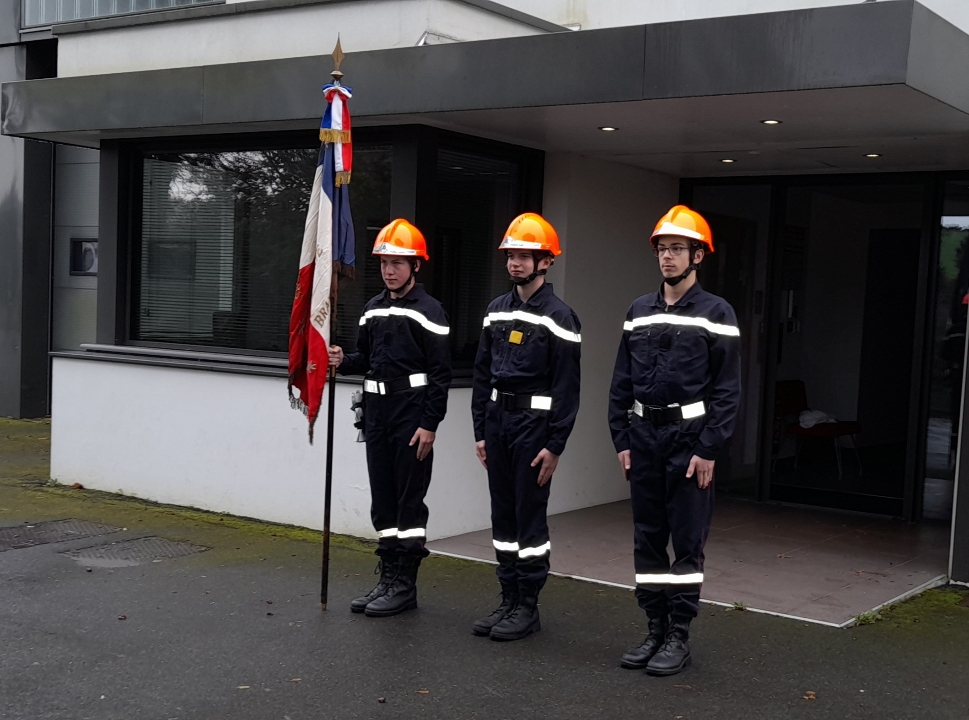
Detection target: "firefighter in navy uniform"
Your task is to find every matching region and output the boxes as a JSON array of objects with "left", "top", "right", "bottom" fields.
[
  {"left": 328, "top": 219, "right": 452, "bottom": 617},
  {"left": 470, "top": 213, "right": 581, "bottom": 641},
  {"left": 608, "top": 206, "right": 741, "bottom": 676}
]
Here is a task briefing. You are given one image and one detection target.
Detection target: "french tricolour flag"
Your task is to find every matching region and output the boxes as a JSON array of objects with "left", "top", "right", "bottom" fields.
[{"left": 288, "top": 83, "right": 355, "bottom": 441}]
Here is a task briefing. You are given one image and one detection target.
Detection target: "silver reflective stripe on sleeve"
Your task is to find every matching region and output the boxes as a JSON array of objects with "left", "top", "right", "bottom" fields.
[
  {"left": 397, "top": 528, "right": 426, "bottom": 539},
  {"left": 518, "top": 541, "right": 551, "bottom": 559},
  {"left": 530, "top": 396, "right": 553, "bottom": 411},
  {"left": 623, "top": 315, "right": 740, "bottom": 337},
  {"left": 483, "top": 310, "right": 581, "bottom": 343},
  {"left": 377, "top": 528, "right": 399, "bottom": 538},
  {"left": 360, "top": 307, "right": 450, "bottom": 335},
  {"left": 493, "top": 539, "right": 520, "bottom": 553},
  {"left": 635, "top": 572, "right": 704, "bottom": 585}
]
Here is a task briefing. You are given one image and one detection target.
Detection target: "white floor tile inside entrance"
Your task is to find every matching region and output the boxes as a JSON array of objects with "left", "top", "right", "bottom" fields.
[{"left": 427, "top": 497, "right": 950, "bottom": 627}]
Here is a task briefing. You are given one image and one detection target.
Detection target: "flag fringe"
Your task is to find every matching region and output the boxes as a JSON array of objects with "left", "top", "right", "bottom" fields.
[
  {"left": 320, "top": 129, "right": 352, "bottom": 144},
  {"left": 288, "top": 384, "right": 310, "bottom": 418},
  {"left": 335, "top": 170, "right": 352, "bottom": 187},
  {"left": 333, "top": 260, "right": 356, "bottom": 280}
]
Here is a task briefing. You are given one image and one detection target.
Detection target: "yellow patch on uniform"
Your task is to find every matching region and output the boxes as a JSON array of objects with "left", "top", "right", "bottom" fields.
[{"left": 509, "top": 330, "right": 524, "bottom": 345}]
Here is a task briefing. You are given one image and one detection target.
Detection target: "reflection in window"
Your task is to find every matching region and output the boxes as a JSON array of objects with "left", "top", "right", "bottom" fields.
[
  {"left": 134, "top": 145, "right": 393, "bottom": 353},
  {"left": 924, "top": 182, "right": 969, "bottom": 520},
  {"left": 430, "top": 149, "right": 522, "bottom": 372}
]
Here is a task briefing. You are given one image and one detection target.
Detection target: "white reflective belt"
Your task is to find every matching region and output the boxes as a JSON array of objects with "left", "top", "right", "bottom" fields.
[
  {"left": 363, "top": 374, "right": 428, "bottom": 395},
  {"left": 377, "top": 528, "right": 399, "bottom": 538},
  {"left": 490, "top": 388, "right": 498, "bottom": 402},
  {"left": 360, "top": 307, "right": 450, "bottom": 335},
  {"left": 397, "top": 528, "right": 426, "bottom": 539},
  {"left": 623, "top": 314, "right": 740, "bottom": 337},
  {"left": 530, "top": 396, "right": 552, "bottom": 411},
  {"left": 680, "top": 400, "right": 705, "bottom": 419},
  {"left": 632, "top": 400, "right": 705, "bottom": 419},
  {"left": 518, "top": 541, "right": 551, "bottom": 559},
  {"left": 493, "top": 539, "right": 520, "bottom": 553},
  {"left": 635, "top": 572, "right": 704, "bottom": 585},
  {"left": 482, "top": 310, "right": 581, "bottom": 343}
]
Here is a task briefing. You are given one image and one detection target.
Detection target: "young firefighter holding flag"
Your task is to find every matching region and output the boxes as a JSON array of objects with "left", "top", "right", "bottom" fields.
[
  {"left": 608, "top": 205, "right": 741, "bottom": 676},
  {"left": 328, "top": 220, "right": 452, "bottom": 617},
  {"left": 471, "top": 213, "right": 581, "bottom": 641}
]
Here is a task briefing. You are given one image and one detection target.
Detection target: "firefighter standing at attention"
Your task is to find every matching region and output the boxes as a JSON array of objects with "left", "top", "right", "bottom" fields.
[
  {"left": 329, "top": 219, "right": 452, "bottom": 618},
  {"left": 608, "top": 205, "right": 741, "bottom": 676},
  {"left": 470, "top": 212, "right": 582, "bottom": 641}
]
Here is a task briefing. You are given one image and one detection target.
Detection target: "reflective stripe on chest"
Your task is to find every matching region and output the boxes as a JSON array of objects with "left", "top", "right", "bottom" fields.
[
  {"left": 623, "top": 314, "right": 739, "bottom": 336},
  {"left": 360, "top": 307, "right": 450, "bottom": 335},
  {"left": 483, "top": 310, "right": 581, "bottom": 342}
]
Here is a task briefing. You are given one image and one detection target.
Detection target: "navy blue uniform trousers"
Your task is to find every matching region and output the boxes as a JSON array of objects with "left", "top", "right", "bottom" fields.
[
  {"left": 364, "top": 388, "right": 432, "bottom": 559},
  {"left": 629, "top": 415, "right": 714, "bottom": 622},
  {"left": 485, "top": 401, "right": 552, "bottom": 595}
]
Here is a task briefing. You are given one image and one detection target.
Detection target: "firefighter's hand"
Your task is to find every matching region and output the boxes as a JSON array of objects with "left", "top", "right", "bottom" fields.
[
  {"left": 327, "top": 345, "right": 344, "bottom": 368},
  {"left": 686, "top": 455, "right": 715, "bottom": 489},
  {"left": 617, "top": 450, "right": 631, "bottom": 482},
  {"left": 532, "top": 448, "right": 559, "bottom": 487},
  {"left": 475, "top": 440, "right": 487, "bottom": 469},
  {"left": 410, "top": 428, "right": 436, "bottom": 461}
]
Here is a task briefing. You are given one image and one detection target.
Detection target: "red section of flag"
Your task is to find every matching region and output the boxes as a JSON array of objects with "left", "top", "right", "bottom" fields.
[{"left": 288, "top": 264, "right": 326, "bottom": 438}]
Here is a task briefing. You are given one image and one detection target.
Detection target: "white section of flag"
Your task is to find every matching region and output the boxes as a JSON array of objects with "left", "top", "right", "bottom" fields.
[{"left": 300, "top": 162, "right": 333, "bottom": 344}]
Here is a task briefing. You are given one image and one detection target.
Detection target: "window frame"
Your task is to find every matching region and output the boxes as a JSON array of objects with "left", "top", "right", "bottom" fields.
[{"left": 118, "top": 126, "right": 544, "bottom": 361}]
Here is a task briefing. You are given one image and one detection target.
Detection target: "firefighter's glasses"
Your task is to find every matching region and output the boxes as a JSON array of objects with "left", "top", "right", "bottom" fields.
[{"left": 653, "top": 245, "right": 690, "bottom": 257}]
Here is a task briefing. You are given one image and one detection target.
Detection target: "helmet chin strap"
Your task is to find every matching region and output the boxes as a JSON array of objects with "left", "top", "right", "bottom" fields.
[
  {"left": 664, "top": 264, "right": 695, "bottom": 287},
  {"left": 511, "top": 268, "right": 548, "bottom": 286},
  {"left": 387, "top": 262, "right": 418, "bottom": 294}
]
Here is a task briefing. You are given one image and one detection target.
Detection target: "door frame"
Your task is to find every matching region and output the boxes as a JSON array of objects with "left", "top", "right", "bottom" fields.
[{"left": 683, "top": 172, "right": 944, "bottom": 520}]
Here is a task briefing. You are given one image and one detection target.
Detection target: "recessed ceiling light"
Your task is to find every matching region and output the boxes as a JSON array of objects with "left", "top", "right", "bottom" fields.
[
  {"left": 449, "top": 166, "right": 464, "bottom": 170},
  {"left": 865, "top": 153, "right": 881, "bottom": 158},
  {"left": 761, "top": 119, "right": 782, "bottom": 125},
  {"left": 599, "top": 126, "right": 618, "bottom": 132},
  {"left": 721, "top": 159, "right": 736, "bottom": 164}
]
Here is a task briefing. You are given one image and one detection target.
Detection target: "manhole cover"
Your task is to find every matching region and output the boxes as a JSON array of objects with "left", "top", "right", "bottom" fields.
[
  {"left": 63, "top": 537, "right": 208, "bottom": 568},
  {"left": 0, "top": 519, "right": 122, "bottom": 552}
]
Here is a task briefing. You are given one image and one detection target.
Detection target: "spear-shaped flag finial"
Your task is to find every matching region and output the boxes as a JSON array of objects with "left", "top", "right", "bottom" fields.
[{"left": 331, "top": 35, "right": 345, "bottom": 81}]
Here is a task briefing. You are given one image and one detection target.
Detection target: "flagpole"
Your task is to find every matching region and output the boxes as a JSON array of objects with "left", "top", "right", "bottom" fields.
[
  {"left": 321, "top": 344, "right": 336, "bottom": 610},
  {"left": 320, "top": 39, "right": 347, "bottom": 611}
]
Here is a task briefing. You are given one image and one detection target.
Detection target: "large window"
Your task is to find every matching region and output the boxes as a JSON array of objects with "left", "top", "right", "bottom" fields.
[
  {"left": 23, "top": 0, "right": 216, "bottom": 27},
  {"left": 129, "top": 129, "right": 543, "bottom": 369}
]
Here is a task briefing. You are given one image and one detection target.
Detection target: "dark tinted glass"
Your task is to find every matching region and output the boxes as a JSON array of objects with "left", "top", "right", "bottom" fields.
[{"left": 133, "top": 145, "right": 392, "bottom": 353}]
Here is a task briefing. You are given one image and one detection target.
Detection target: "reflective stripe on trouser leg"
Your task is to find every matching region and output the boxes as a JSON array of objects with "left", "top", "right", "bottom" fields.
[
  {"left": 365, "top": 392, "right": 433, "bottom": 559},
  {"left": 629, "top": 418, "right": 712, "bottom": 621},
  {"left": 485, "top": 401, "right": 553, "bottom": 596},
  {"left": 486, "top": 404, "right": 519, "bottom": 588}
]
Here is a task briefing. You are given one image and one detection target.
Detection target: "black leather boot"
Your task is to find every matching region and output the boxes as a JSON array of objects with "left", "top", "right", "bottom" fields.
[
  {"left": 365, "top": 556, "right": 419, "bottom": 617},
  {"left": 490, "top": 592, "right": 540, "bottom": 641},
  {"left": 472, "top": 581, "right": 518, "bottom": 636},
  {"left": 620, "top": 615, "right": 669, "bottom": 669},
  {"left": 646, "top": 620, "right": 692, "bottom": 676},
  {"left": 350, "top": 558, "right": 397, "bottom": 613}
]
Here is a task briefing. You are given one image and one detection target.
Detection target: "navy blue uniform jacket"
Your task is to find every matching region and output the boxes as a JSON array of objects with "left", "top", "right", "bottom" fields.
[
  {"left": 339, "top": 283, "right": 452, "bottom": 432},
  {"left": 471, "top": 282, "right": 582, "bottom": 456},
  {"left": 608, "top": 281, "right": 741, "bottom": 461}
]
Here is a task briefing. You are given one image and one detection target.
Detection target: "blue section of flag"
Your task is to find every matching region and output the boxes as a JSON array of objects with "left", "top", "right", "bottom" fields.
[{"left": 320, "top": 142, "right": 355, "bottom": 269}]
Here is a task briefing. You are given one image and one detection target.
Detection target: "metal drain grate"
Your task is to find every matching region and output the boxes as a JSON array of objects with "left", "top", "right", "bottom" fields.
[
  {"left": 63, "top": 537, "right": 208, "bottom": 567},
  {"left": 0, "top": 519, "right": 122, "bottom": 552}
]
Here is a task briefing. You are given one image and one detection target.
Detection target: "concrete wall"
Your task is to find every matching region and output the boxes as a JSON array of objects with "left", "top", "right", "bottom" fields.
[
  {"left": 0, "top": 46, "right": 25, "bottom": 417},
  {"left": 544, "top": 153, "right": 678, "bottom": 512},
  {"left": 52, "top": 145, "right": 99, "bottom": 351},
  {"left": 495, "top": 0, "right": 969, "bottom": 34},
  {"left": 50, "top": 358, "right": 490, "bottom": 540},
  {"left": 57, "top": 0, "right": 545, "bottom": 77}
]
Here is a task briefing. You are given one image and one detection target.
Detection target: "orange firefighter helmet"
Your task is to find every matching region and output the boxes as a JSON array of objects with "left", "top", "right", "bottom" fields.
[{"left": 372, "top": 219, "right": 429, "bottom": 261}]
